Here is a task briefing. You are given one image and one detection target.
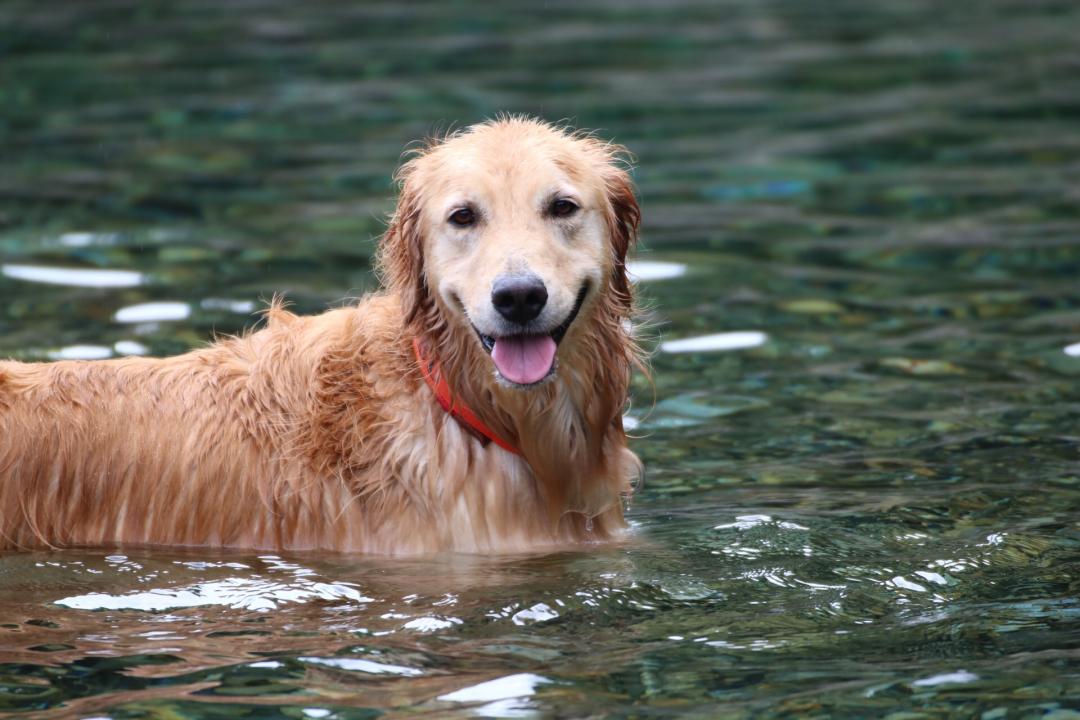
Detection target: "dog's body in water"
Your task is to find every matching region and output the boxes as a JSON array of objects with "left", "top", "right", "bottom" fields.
[{"left": 0, "top": 118, "right": 644, "bottom": 554}]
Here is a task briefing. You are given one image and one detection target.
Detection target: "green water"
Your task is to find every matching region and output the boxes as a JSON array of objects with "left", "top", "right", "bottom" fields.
[{"left": 2, "top": 1, "right": 1080, "bottom": 717}]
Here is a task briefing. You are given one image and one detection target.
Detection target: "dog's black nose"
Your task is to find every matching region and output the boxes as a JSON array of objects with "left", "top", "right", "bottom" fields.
[{"left": 492, "top": 274, "right": 548, "bottom": 324}]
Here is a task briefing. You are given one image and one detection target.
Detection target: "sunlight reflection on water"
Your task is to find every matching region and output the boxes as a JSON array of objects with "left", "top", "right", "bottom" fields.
[
  {"left": 660, "top": 331, "right": 768, "bottom": 353},
  {"left": 911, "top": 670, "right": 979, "bottom": 687},
  {"left": 2, "top": 263, "right": 143, "bottom": 288},
  {"left": 626, "top": 259, "right": 688, "bottom": 282},
  {"left": 114, "top": 340, "right": 149, "bottom": 355},
  {"left": 113, "top": 301, "right": 191, "bottom": 323},
  {"left": 47, "top": 344, "right": 114, "bottom": 360},
  {"left": 438, "top": 673, "right": 552, "bottom": 703},
  {"left": 56, "top": 231, "right": 120, "bottom": 247},
  {"left": 300, "top": 656, "right": 423, "bottom": 676},
  {"left": 56, "top": 576, "right": 372, "bottom": 612},
  {"left": 201, "top": 297, "right": 257, "bottom": 313}
]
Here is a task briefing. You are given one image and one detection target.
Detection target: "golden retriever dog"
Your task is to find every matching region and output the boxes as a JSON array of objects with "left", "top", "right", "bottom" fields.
[{"left": 0, "top": 117, "right": 644, "bottom": 554}]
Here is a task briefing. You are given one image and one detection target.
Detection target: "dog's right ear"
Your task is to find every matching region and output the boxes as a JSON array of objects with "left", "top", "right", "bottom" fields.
[
  {"left": 603, "top": 160, "right": 641, "bottom": 314},
  {"left": 377, "top": 163, "right": 429, "bottom": 327}
]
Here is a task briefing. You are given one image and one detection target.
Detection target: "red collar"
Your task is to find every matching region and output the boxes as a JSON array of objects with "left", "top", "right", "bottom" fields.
[{"left": 413, "top": 338, "right": 521, "bottom": 455}]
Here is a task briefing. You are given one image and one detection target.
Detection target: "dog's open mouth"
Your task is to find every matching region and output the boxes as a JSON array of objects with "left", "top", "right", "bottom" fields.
[{"left": 474, "top": 283, "right": 589, "bottom": 386}]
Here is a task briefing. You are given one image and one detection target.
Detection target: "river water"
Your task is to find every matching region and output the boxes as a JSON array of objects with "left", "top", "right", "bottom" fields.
[{"left": 1, "top": 1, "right": 1079, "bottom": 717}]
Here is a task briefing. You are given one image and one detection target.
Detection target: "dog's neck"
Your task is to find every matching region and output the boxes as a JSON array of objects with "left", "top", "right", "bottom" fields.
[
  {"left": 415, "top": 308, "right": 636, "bottom": 526},
  {"left": 411, "top": 337, "right": 521, "bottom": 454}
]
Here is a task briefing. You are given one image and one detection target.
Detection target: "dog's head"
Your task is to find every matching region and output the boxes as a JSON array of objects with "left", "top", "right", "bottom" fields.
[{"left": 380, "top": 117, "right": 639, "bottom": 389}]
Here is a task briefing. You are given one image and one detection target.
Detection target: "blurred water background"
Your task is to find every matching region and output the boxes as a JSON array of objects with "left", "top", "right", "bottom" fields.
[{"left": 1, "top": 0, "right": 1079, "bottom": 717}]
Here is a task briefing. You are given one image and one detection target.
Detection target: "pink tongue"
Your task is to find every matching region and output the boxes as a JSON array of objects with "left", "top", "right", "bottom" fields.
[{"left": 491, "top": 335, "right": 557, "bottom": 385}]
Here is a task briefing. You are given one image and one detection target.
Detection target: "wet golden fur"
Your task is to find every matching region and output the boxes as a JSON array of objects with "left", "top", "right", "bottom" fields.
[{"left": 0, "top": 117, "right": 643, "bottom": 554}]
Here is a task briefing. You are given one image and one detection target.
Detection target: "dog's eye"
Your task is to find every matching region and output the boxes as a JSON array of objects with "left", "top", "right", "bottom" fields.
[
  {"left": 550, "top": 199, "right": 579, "bottom": 218},
  {"left": 448, "top": 207, "right": 476, "bottom": 227}
]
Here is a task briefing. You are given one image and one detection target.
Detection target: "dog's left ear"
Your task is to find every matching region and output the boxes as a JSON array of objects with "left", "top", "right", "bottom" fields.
[{"left": 603, "top": 160, "right": 641, "bottom": 312}]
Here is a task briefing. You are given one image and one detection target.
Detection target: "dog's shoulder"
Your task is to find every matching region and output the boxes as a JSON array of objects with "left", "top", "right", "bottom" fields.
[{"left": 228, "top": 293, "right": 410, "bottom": 404}]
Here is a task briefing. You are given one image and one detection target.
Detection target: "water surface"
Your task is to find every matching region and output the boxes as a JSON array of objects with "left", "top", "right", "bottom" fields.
[{"left": 2, "top": 0, "right": 1079, "bottom": 717}]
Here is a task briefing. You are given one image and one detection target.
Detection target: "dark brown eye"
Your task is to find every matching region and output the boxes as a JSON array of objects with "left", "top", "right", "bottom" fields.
[
  {"left": 550, "top": 198, "right": 578, "bottom": 218},
  {"left": 449, "top": 207, "right": 476, "bottom": 227}
]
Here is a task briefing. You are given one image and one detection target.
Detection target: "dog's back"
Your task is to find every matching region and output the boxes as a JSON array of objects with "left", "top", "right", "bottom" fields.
[{"left": 0, "top": 303, "right": 399, "bottom": 550}]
